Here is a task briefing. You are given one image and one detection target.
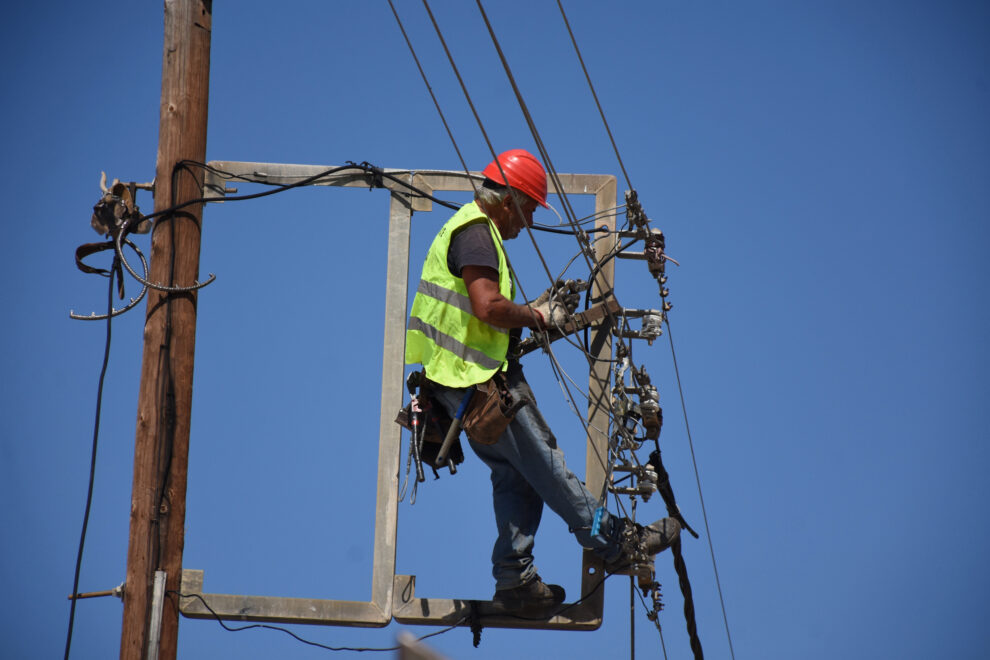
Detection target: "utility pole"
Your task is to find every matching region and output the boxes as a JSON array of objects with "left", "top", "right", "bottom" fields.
[{"left": 120, "top": 1, "right": 211, "bottom": 658}]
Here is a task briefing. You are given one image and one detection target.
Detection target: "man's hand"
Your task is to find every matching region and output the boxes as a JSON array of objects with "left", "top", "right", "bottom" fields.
[
  {"left": 528, "top": 279, "right": 586, "bottom": 329},
  {"left": 528, "top": 298, "right": 568, "bottom": 328}
]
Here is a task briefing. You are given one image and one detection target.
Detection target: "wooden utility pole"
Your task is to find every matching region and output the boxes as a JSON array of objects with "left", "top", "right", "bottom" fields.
[{"left": 120, "top": 1, "right": 211, "bottom": 658}]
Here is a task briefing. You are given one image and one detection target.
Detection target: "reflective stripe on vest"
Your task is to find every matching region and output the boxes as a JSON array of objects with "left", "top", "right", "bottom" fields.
[
  {"left": 405, "top": 202, "right": 514, "bottom": 388},
  {"left": 416, "top": 280, "right": 509, "bottom": 337},
  {"left": 406, "top": 317, "right": 503, "bottom": 371}
]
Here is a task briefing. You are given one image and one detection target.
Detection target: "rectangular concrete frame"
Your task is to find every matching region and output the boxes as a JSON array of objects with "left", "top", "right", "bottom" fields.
[{"left": 180, "top": 162, "right": 618, "bottom": 630}]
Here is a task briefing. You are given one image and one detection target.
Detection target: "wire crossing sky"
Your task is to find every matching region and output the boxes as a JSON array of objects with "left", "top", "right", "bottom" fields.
[{"left": 2, "top": 1, "right": 988, "bottom": 659}]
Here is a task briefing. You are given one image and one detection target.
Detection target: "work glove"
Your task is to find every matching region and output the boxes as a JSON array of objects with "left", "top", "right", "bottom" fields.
[{"left": 527, "top": 279, "right": 585, "bottom": 329}]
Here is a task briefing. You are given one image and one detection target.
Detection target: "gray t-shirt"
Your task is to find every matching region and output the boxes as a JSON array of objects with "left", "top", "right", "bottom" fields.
[
  {"left": 447, "top": 222, "right": 498, "bottom": 276},
  {"left": 447, "top": 221, "right": 522, "bottom": 348}
]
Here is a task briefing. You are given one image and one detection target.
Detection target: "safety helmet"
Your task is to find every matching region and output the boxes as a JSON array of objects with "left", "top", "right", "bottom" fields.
[{"left": 482, "top": 149, "right": 549, "bottom": 208}]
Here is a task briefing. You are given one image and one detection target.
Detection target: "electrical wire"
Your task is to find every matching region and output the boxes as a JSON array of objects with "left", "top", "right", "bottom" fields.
[
  {"left": 387, "top": 0, "right": 478, "bottom": 194},
  {"left": 550, "top": 6, "right": 732, "bottom": 651},
  {"left": 633, "top": 580, "right": 668, "bottom": 660},
  {"left": 531, "top": 224, "right": 610, "bottom": 236},
  {"left": 534, "top": 204, "right": 626, "bottom": 229},
  {"left": 419, "top": 0, "right": 556, "bottom": 307},
  {"left": 108, "top": 160, "right": 463, "bottom": 299},
  {"left": 133, "top": 161, "right": 441, "bottom": 230},
  {"left": 369, "top": 6, "right": 717, "bottom": 658},
  {"left": 64, "top": 256, "right": 117, "bottom": 660},
  {"left": 64, "top": 7, "right": 717, "bottom": 654},
  {"left": 665, "top": 317, "right": 735, "bottom": 660},
  {"left": 556, "top": 0, "right": 634, "bottom": 192},
  {"left": 179, "top": 573, "right": 619, "bottom": 651},
  {"left": 393, "top": 0, "right": 548, "bottom": 342},
  {"left": 193, "top": 160, "right": 464, "bottom": 211},
  {"left": 474, "top": 0, "right": 597, "bottom": 278},
  {"left": 468, "top": 1, "right": 635, "bottom": 493},
  {"left": 469, "top": 9, "right": 641, "bottom": 493},
  {"left": 171, "top": 592, "right": 466, "bottom": 652}
]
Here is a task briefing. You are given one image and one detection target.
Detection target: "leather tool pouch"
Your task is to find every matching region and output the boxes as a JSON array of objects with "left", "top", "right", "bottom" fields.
[
  {"left": 395, "top": 389, "right": 464, "bottom": 467},
  {"left": 461, "top": 373, "right": 528, "bottom": 445}
]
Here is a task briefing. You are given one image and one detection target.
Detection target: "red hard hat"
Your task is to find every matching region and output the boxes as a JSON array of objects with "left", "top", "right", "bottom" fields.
[{"left": 482, "top": 149, "right": 549, "bottom": 208}]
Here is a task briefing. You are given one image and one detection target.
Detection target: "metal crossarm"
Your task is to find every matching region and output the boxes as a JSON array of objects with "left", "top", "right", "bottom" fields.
[{"left": 179, "top": 162, "right": 617, "bottom": 630}]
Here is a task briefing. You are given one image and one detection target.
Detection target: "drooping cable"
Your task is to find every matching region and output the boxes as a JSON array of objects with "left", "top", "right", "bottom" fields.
[
  {"left": 64, "top": 255, "right": 117, "bottom": 660},
  {"left": 172, "top": 592, "right": 466, "bottom": 652},
  {"left": 665, "top": 317, "right": 735, "bottom": 660},
  {"left": 107, "top": 161, "right": 462, "bottom": 300}
]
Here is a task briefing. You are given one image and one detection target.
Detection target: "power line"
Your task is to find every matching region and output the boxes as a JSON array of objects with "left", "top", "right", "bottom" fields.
[
  {"left": 556, "top": 0, "right": 634, "bottom": 192},
  {"left": 665, "top": 317, "right": 735, "bottom": 659},
  {"left": 386, "top": 0, "right": 478, "bottom": 195}
]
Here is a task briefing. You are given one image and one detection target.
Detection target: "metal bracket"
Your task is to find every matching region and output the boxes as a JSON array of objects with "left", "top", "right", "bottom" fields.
[{"left": 178, "top": 162, "right": 619, "bottom": 630}]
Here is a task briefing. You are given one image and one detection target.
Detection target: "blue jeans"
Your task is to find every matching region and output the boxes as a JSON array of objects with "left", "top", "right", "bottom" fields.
[{"left": 430, "top": 362, "right": 622, "bottom": 590}]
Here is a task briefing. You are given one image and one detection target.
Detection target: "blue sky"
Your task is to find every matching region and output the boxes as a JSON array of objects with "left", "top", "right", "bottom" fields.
[{"left": 2, "top": 1, "right": 988, "bottom": 658}]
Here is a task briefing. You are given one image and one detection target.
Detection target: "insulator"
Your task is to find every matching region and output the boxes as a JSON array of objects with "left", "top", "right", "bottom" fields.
[
  {"left": 625, "top": 189, "right": 648, "bottom": 229},
  {"left": 641, "top": 313, "right": 663, "bottom": 344}
]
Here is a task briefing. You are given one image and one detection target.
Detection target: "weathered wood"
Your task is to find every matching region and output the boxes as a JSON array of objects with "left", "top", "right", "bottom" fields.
[{"left": 120, "top": 1, "right": 211, "bottom": 658}]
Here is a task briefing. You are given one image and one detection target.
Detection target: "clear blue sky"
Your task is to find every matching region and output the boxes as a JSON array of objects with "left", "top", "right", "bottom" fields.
[{"left": 2, "top": 1, "right": 988, "bottom": 658}]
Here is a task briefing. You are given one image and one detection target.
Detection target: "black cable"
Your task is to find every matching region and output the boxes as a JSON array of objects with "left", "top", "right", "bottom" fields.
[
  {"left": 374, "top": 170, "right": 461, "bottom": 210},
  {"left": 670, "top": 538, "right": 704, "bottom": 659},
  {"left": 106, "top": 160, "right": 462, "bottom": 299},
  {"left": 132, "top": 163, "right": 361, "bottom": 227},
  {"left": 136, "top": 160, "right": 448, "bottom": 234},
  {"left": 171, "top": 592, "right": 465, "bottom": 652},
  {"left": 64, "top": 256, "right": 117, "bottom": 660},
  {"left": 187, "top": 160, "right": 463, "bottom": 212},
  {"left": 530, "top": 224, "right": 610, "bottom": 236},
  {"left": 581, "top": 237, "right": 640, "bottom": 355}
]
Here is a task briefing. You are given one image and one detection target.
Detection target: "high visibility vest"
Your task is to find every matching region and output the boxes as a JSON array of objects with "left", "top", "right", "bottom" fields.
[{"left": 405, "top": 202, "right": 514, "bottom": 388}]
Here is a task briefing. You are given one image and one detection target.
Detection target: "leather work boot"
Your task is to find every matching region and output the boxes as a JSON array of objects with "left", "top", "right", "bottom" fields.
[
  {"left": 605, "top": 517, "right": 681, "bottom": 574},
  {"left": 492, "top": 575, "right": 566, "bottom": 613}
]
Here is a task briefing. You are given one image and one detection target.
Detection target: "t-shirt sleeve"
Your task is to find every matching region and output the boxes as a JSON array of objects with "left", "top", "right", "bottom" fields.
[{"left": 447, "top": 223, "right": 499, "bottom": 276}]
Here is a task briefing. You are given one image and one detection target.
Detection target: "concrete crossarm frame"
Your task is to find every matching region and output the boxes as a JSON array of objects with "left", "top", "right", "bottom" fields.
[{"left": 179, "top": 162, "right": 618, "bottom": 631}]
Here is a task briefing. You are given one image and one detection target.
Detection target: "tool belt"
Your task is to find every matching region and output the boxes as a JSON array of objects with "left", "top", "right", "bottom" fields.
[
  {"left": 395, "top": 380, "right": 464, "bottom": 470},
  {"left": 461, "top": 371, "right": 528, "bottom": 445}
]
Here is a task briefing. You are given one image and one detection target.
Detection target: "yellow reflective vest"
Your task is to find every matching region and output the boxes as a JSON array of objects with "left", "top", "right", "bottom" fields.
[{"left": 405, "top": 202, "right": 514, "bottom": 388}]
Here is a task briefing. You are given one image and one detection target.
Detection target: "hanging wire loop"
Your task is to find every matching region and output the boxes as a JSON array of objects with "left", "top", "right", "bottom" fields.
[
  {"left": 70, "top": 238, "right": 150, "bottom": 321},
  {"left": 114, "top": 215, "right": 216, "bottom": 293}
]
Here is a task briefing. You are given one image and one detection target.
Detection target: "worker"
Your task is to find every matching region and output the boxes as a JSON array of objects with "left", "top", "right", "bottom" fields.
[{"left": 405, "top": 149, "right": 680, "bottom": 613}]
